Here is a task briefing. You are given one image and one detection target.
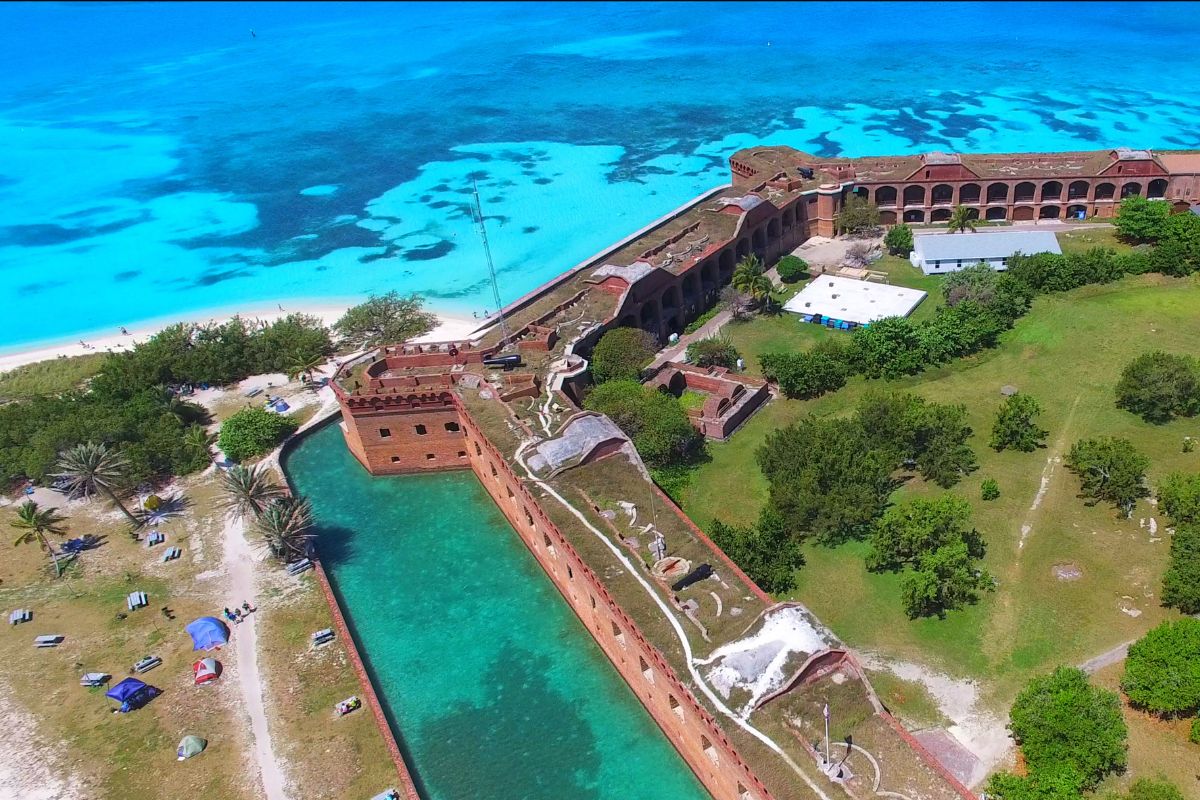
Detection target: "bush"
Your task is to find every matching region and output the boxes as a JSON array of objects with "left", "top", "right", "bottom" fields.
[
  {"left": 760, "top": 344, "right": 849, "bottom": 400},
  {"left": 1065, "top": 436, "right": 1150, "bottom": 516},
  {"left": 684, "top": 306, "right": 722, "bottom": 335},
  {"left": 884, "top": 223, "right": 914, "bottom": 256},
  {"left": 218, "top": 407, "right": 298, "bottom": 462},
  {"left": 848, "top": 316, "right": 927, "bottom": 379},
  {"left": 986, "top": 764, "right": 1084, "bottom": 800},
  {"left": 1121, "top": 778, "right": 1186, "bottom": 800},
  {"left": 583, "top": 380, "right": 701, "bottom": 467},
  {"left": 990, "top": 393, "right": 1048, "bottom": 452},
  {"left": 1115, "top": 351, "right": 1200, "bottom": 424},
  {"left": 1161, "top": 524, "right": 1200, "bottom": 614},
  {"left": 981, "top": 479, "right": 1000, "bottom": 501},
  {"left": 590, "top": 327, "right": 657, "bottom": 384},
  {"left": 686, "top": 337, "right": 740, "bottom": 369},
  {"left": 1115, "top": 195, "right": 1173, "bottom": 243},
  {"left": 776, "top": 255, "right": 808, "bottom": 283},
  {"left": 1008, "top": 666, "right": 1127, "bottom": 789},
  {"left": 1121, "top": 618, "right": 1200, "bottom": 715},
  {"left": 709, "top": 509, "right": 805, "bottom": 594},
  {"left": 1191, "top": 718, "right": 1200, "bottom": 745},
  {"left": 1157, "top": 472, "right": 1200, "bottom": 525}
]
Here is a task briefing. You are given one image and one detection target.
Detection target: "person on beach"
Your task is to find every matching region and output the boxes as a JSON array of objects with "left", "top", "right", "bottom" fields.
[
  {"left": 120, "top": 326, "right": 129, "bottom": 335},
  {"left": 223, "top": 607, "right": 236, "bottom": 623},
  {"left": 242, "top": 601, "right": 255, "bottom": 614}
]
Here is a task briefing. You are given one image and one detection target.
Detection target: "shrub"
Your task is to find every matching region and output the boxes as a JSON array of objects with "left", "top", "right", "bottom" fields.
[
  {"left": 1008, "top": 666, "right": 1127, "bottom": 789},
  {"left": 686, "top": 337, "right": 740, "bottom": 369},
  {"left": 1115, "top": 351, "right": 1200, "bottom": 424},
  {"left": 1121, "top": 618, "right": 1200, "bottom": 715},
  {"left": 684, "top": 305, "right": 721, "bottom": 335},
  {"left": 584, "top": 380, "right": 701, "bottom": 467},
  {"left": 884, "top": 223, "right": 914, "bottom": 256},
  {"left": 1158, "top": 472, "right": 1200, "bottom": 525},
  {"left": 1191, "top": 718, "right": 1200, "bottom": 745},
  {"left": 1122, "top": 778, "right": 1186, "bottom": 800},
  {"left": 760, "top": 345, "right": 849, "bottom": 400},
  {"left": 1115, "top": 195, "right": 1172, "bottom": 243},
  {"left": 981, "top": 479, "right": 1000, "bottom": 501},
  {"left": 986, "top": 764, "right": 1084, "bottom": 800},
  {"left": 709, "top": 509, "right": 805, "bottom": 594},
  {"left": 218, "top": 407, "right": 298, "bottom": 462},
  {"left": 776, "top": 255, "right": 808, "bottom": 283},
  {"left": 1161, "top": 524, "right": 1200, "bottom": 614},
  {"left": 847, "top": 316, "right": 926, "bottom": 379},
  {"left": 589, "top": 328, "right": 658, "bottom": 384},
  {"left": 1065, "top": 436, "right": 1150, "bottom": 516},
  {"left": 990, "top": 393, "right": 1048, "bottom": 452}
]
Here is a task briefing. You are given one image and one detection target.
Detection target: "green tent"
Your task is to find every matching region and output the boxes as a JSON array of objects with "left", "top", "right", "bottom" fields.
[{"left": 176, "top": 735, "right": 207, "bottom": 761}]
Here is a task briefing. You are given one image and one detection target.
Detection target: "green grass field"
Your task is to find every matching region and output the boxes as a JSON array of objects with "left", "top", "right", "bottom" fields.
[
  {"left": 0, "top": 353, "right": 106, "bottom": 401},
  {"left": 682, "top": 271, "right": 1200, "bottom": 713}
]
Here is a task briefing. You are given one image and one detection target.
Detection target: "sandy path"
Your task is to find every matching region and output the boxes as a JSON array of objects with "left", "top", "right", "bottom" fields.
[
  {"left": 0, "top": 682, "right": 83, "bottom": 800},
  {"left": 222, "top": 513, "right": 290, "bottom": 800}
]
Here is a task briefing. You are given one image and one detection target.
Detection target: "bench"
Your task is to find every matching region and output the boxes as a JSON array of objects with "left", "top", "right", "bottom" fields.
[
  {"left": 34, "top": 635, "right": 64, "bottom": 648},
  {"left": 243, "top": 386, "right": 264, "bottom": 399},
  {"left": 311, "top": 628, "right": 335, "bottom": 647},
  {"left": 132, "top": 655, "right": 162, "bottom": 674},
  {"left": 145, "top": 531, "right": 165, "bottom": 547},
  {"left": 161, "top": 547, "right": 182, "bottom": 563},
  {"left": 285, "top": 558, "right": 313, "bottom": 577},
  {"left": 127, "top": 591, "right": 148, "bottom": 611},
  {"left": 9, "top": 609, "right": 31, "bottom": 625},
  {"left": 80, "top": 672, "right": 110, "bottom": 688}
]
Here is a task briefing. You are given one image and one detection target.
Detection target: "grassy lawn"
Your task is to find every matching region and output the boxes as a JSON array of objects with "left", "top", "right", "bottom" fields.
[
  {"left": 1056, "top": 226, "right": 1129, "bottom": 254},
  {"left": 681, "top": 274, "right": 1200, "bottom": 717},
  {"left": 0, "top": 353, "right": 107, "bottom": 401}
]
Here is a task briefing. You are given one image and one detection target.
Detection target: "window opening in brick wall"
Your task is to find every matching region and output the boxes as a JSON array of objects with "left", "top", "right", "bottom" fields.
[
  {"left": 489, "top": 463, "right": 497, "bottom": 477},
  {"left": 457, "top": 450, "right": 466, "bottom": 458},
  {"left": 379, "top": 427, "right": 391, "bottom": 438},
  {"left": 425, "top": 453, "right": 435, "bottom": 460},
  {"left": 701, "top": 736, "right": 718, "bottom": 765},
  {"left": 474, "top": 443, "right": 482, "bottom": 456},
  {"left": 611, "top": 621, "right": 625, "bottom": 647},
  {"left": 738, "top": 783, "right": 755, "bottom": 800},
  {"left": 444, "top": 421, "right": 460, "bottom": 432},
  {"left": 414, "top": 424, "right": 427, "bottom": 435},
  {"left": 567, "top": 565, "right": 573, "bottom": 580},
  {"left": 390, "top": 456, "right": 400, "bottom": 463},
  {"left": 639, "top": 656, "right": 654, "bottom": 684},
  {"left": 669, "top": 694, "right": 683, "bottom": 720}
]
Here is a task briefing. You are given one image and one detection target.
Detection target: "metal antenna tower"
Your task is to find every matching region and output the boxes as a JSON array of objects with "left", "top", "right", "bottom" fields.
[{"left": 471, "top": 180, "right": 512, "bottom": 348}]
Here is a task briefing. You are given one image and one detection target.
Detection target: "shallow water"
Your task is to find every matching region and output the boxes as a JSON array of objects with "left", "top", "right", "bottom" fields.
[
  {"left": 283, "top": 421, "right": 708, "bottom": 800},
  {"left": 2, "top": 2, "right": 1199, "bottom": 348}
]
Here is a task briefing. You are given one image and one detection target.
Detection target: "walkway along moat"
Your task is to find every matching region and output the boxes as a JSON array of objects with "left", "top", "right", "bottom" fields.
[{"left": 283, "top": 421, "right": 709, "bottom": 800}]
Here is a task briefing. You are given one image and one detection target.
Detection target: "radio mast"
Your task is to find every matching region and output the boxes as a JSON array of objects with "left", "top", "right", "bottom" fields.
[{"left": 471, "top": 180, "right": 512, "bottom": 348}]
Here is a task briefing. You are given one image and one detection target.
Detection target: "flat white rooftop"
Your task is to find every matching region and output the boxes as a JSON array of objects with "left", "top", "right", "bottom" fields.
[{"left": 782, "top": 276, "right": 927, "bottom": 326}]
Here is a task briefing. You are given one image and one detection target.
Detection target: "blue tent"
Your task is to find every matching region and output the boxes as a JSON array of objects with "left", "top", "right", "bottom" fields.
[
  {"left": 186, "top": 617, "right": 229, "bottom": 651},
  {"left": 106, "top": 677, "right": 160, "bottom": 713}
]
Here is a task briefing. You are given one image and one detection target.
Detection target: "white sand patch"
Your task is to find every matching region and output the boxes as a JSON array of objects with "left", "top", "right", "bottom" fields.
[
  {"left": 696, "top": 606, "right": 833, "bottom": 715},
  {"left": 0, "top": 680, "right": 85, "bottom": 800}
]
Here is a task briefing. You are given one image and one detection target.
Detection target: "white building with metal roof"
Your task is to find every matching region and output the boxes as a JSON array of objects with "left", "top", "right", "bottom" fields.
[{"left": 909, "top": 230, "right": 1062, "bottom": 275}]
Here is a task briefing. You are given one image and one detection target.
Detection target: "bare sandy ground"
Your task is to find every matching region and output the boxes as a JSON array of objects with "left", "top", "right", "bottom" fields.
[{"left": 0, "top": 303, "right": 477, "bottom": 373}]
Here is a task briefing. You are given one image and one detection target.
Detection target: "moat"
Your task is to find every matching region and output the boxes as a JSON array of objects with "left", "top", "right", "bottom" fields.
[{"left": 283, "top": 421, "right": 708, "bottom": 800}]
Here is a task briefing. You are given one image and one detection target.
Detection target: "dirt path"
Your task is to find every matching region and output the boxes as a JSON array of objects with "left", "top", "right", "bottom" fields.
[
  {"left": 222, "top": 513, "right": 290, "bottom": 800},
  {"left": 1019, "top": 394, "right": 1082, "bottom": 550}
]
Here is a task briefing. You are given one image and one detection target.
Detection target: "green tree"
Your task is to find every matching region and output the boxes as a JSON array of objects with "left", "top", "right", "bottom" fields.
[
  {"left": 836, "top": 195, "right": 880, "bottom": 235},
  {"left": 285, "top": 351, "right": 324, "bottom": 383},
  {"left": 848, "top": 316, "right": 926, "bottom": 379},
  {"left": 731, "top": 255, "right": 774, "bottom": 308},
  {"left": 1115, "top": 351, "right": 1200, "bottom": 424},
  {"left": 986, "top": 763, "right": 1085, "bottom": 800},
  {"left": 884, "top": 223, "right": 914, "bottom": 256},
  {"left": 332, "top": 291, "right": 438, "bottom": 349},
  {"left": 589, "top": 327, "right": 658, "bottom": 384},
  {"left": 775, "top": 255, "right": 808, "bottom": 283},
  {"left": 946, "top": 205, "right": 977, "bottom": 233},
  {"left": 584, "top": 380, "right": 701, "bottom": 467},
  {"left": 218, "top": 408, "right": 298, "bottom": 463},
  {"left": 1151, "top": 212, "right": 1200, "bottom": 277},
  {"left": 218, "top": 464, "right": 285, "bottom": 519},
  {"left": 53, "top": 442, "right": 140, "bottom": 526},
  {"left": 1065, "top": 436, "right": 1150, "bottom": 516},
  {"left": 1115, "top": 195, "right": 1172, "bottom": 243},
  {"left": 10, "top": 500, "right": 69, "bottom": 577},
  {"left": 943, "top": 262, "right": 1000, "bottom": 306},
  {"left": 1120, "top": 618, "right": 1200, "bottom": 715},
  {"left": 1008, "top": 666, "right": 1127, "bottom": 789},
  {"left": 911, "top": 401, "right": 977, "bottom": 488},
  {"left": 182, "top": 424, "right": 216, "bottom": 463},
  {"left": 990, "top": 393, "right": 1048, "bottom": 452},
  {"left": 1191, "top": 718, "right": 1200, "bottom": 745},
  {"left": 760, "top": 347, "right": 849, "bottom": 400},
  {"left": 686, "top": 337, "right": 740, "bottom": 369},
  {"left": 1157, "top": 472, "right": 1200, "bottom": 525},
  {"left": 1161, "top": 524, "right": 1200, "bottom": 614},
  {"left": 254, "top": 496, "right": 315, "bottom": 562},
  {"left": 252, "top": 313, "right": 333, "bottom": 374},
  {"left": 709, "top": 509, "right": 805, "bottom": 594}
]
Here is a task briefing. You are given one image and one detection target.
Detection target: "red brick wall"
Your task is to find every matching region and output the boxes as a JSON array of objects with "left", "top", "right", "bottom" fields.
[{"left": 341, "top": 401, "right": 471, "bottom": 474}]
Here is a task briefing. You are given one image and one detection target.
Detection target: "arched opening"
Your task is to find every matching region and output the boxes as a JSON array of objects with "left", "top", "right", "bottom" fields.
[
  {"left": 619, "top": 314, "right": 637, "bottom": 328},
  {"left": 683, "top": 273, "right": 700, "bottom": 305},
  {"left": 879, "top": 210, "right": 897, "bottom": 224},
  {"left": 719, "top": 249, "right": 735, "bottom": 280},
  {"left": 1013, "top": 205, "right": 1035, "bottom": 221},
  {"left": 875, "top": 186, "right": 897, "bottom": 207},
  {"left": 1121, "top": 182, "right": 1142, "bottom": 198},
  {"left": 903, "top": 209, "right": 925, "bottom": 223},
  {"left": 1148, "top": 179, "right": 1168, "bottom": 199},
  {"left": 931, "top": 184, "right": 954, "bottom": 205},
  {"left": 1095, "top": 182, "right": 1115, "bottom": 200},
  {"left": 781, "top": 207, "right": 794, "bottom": 230},
  {"left": 1066, "top": 204, "right": 1087, "bottom": 220},
  {"left": 735, "top": 238, "right": 749, "bottom": 260},
  {"left": 930, "top": 208, "right": 952, "bottom": 222},
  {"left": 852, "top": 187, "right": 868, "bottom": 200},
  {"left": 1041, "top": 181, "right": 1062, "bottom": 201},
  {"left": 959, "top": 183, "right": 981, "bottom": 204},
  {"left": 986, "top": 182, "right": 1009, "bottom": 203},
  {"left": 964, "top": 207, "right": 980, "bottom": 220},
  {"left": 639, "top": 300, "right": 658, "bottom": 327},
  {"left": 903, "top": 185, "right": 925, "bottom": 206},
  {"left": 986, "top": 206, "right": 1007, "bottom": 221},
  {"left": 1173, "top": 200, "right": 1194, "bottom": 214},
  {"left": 1068, "top": 180, "right": 1090, "bottom": 200},
  {"left": 767, "top": 218, "right": 781, "bottom": 239},
  {"left": 1039, "top": 205, "right": 1061, "bottom": 219},
  {"left": 1014, "top": 182, "right": 1036, "bottom": 203},
  {"left": 752, "top": 226, "right": 766, "bottom": 253}
]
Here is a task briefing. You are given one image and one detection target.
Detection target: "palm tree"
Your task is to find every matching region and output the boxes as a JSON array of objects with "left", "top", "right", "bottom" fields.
[
  {"left": 285, "top": 351, "right": 324, "bottom": 384},
  {"left": 53, "top": 442, "right": 140, "bottom": 527},
  {"left": 946, "top": 205, "right": 977, "bottom": 233},
  {"left": 253, "top": 496, "right": 315, "bottom": 562},
  {"left": 183, "top": 424, "right": 216, "bottom": 462},
  {"left": 731, "top": 255, "right": 774, "bottom": 309},
  {"left": 11, "top": 500, "right": 69, "bottom": 577},
  {"left": 218, "top": 464, "right": 284, "bottom": 519}
]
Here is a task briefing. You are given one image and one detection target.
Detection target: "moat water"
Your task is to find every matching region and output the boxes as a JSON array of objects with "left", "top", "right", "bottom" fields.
[
  {"left": 3, "top": 2, "right": 1200, "bottom": 349},
  {"left": 282, "top": 421, "right": 708, "bottom": 800}
]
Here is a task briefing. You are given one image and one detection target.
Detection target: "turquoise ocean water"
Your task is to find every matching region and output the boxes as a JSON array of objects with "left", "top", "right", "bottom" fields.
[
  {"left": 283, "top": 421, "right": 708, "bottom": 799},
  {"left": 2, "top": 2, "right": 1200, "bottom": 350}
]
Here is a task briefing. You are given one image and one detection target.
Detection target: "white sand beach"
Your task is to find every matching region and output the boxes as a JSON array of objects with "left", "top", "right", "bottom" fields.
[{"left": 0, "top": 303, "right": 481, "bottom": 374}]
